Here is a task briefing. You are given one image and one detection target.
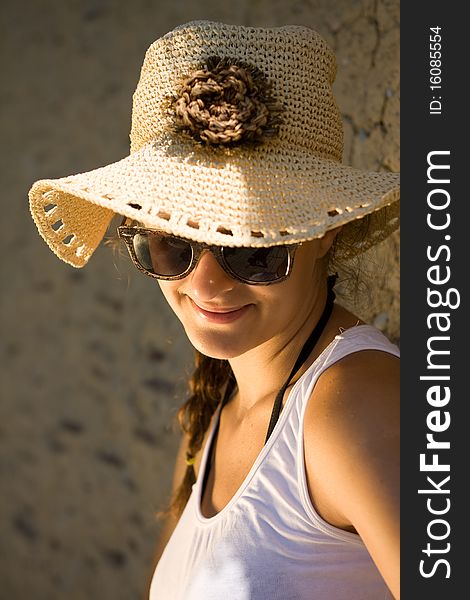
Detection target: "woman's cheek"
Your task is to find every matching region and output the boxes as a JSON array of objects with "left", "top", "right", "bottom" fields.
[{"left": 157, "top": 280, "right": 180, "bottom": 311}]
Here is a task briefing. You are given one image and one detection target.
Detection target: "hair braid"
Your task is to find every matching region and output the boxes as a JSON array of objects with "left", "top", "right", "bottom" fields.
[{"left": 170, "top": 351, "right": 233, "bottom": 517}]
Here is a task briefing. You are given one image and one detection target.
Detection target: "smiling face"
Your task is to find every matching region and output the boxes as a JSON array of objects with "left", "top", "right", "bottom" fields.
[{"left": 157, "top": 232, "right": 338, "bottom": 360}]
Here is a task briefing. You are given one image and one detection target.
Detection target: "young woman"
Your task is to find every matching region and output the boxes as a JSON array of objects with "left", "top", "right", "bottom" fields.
[{"left": 29, "top": 21, "right": 400, "bottom": 600}]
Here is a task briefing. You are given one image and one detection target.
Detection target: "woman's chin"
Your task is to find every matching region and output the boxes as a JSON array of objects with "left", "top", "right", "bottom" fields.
[{"left": 184, "top": 329, "right": 250, "bottom": 360}]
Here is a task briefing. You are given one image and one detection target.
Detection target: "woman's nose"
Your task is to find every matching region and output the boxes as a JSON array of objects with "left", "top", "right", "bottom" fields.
[{"left": 187, "top": 250, "right": 236, "bottom": 302}]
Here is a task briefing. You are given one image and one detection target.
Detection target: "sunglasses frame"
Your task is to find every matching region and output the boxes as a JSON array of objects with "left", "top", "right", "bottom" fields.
[{"left": 117, "top": 221, "right": 300, "bottom": 286}]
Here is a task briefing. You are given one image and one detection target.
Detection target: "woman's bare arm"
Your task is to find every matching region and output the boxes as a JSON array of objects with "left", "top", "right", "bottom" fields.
[{"left": 304, "top": 350, "right": 400, "bottom": 599}]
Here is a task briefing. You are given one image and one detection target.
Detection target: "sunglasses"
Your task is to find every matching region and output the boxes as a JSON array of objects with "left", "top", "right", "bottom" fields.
[{"left": 117, "top": 224, "right": 299, "bottom": 285}]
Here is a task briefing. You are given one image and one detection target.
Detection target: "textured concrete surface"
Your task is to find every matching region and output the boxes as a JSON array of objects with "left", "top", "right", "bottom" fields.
[{"left": 0, "top": 1, "right": 399, "bottom": 598}]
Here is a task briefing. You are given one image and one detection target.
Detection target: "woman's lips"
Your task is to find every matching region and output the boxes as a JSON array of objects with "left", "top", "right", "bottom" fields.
[{"left": 188, "top": 298, "right": 252, "bottom": 324}]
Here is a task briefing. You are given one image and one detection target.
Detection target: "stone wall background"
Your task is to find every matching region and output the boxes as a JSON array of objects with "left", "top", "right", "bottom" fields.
[{"left": 0, "top": 1, "right": 399, "bottom": 599}]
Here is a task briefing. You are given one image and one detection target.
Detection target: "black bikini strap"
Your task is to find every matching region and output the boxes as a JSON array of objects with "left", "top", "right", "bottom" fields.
[
  {"left": 201, "top": 275, "right": 336, "bottom": 494},
  {"left": 264, "top": 274, "right": 336, "bottom": 443},
  {"left": 219, "top": 274, "right": 336, "bottom": 437}
]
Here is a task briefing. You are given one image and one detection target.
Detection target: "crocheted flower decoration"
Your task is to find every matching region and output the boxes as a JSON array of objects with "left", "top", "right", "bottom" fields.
[{"left": 172, "top": 56, "right": 284, "bottom": 145}]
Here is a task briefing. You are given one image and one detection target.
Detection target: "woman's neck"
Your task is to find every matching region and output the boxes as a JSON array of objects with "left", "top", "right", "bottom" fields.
[{"left": 227, "top": 282, "right": 329, "bottom": 419}]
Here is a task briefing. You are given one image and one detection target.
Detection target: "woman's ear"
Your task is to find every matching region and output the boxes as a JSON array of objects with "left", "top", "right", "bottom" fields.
[{"left": 317, "top": 226, "right": 343, "bottom": 258}]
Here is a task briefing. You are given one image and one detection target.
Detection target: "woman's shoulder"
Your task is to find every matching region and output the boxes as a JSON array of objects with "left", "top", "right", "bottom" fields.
[
  {"left": 305, "top": 336, "right": 399, "bottom": 447},
  {"left": 305, "top": 303, "right": 400, "bottom": 432},
  {"left": 303, "top": 328, "right": 399, "bottom": 528}
]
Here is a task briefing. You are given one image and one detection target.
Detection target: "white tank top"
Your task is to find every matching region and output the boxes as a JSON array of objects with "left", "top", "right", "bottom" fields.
[{"left": 150, "top": 325, "right": 400, "bottom": 600}]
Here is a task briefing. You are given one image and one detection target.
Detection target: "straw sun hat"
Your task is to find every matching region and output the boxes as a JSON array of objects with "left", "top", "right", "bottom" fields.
[{"left": 29, "top": 20, "right": 399, "bottom": 269}]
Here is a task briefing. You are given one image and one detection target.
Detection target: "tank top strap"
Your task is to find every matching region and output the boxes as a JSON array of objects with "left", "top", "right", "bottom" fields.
[{"left": 320, "top": 324, "right": 399, "bottom": 369}]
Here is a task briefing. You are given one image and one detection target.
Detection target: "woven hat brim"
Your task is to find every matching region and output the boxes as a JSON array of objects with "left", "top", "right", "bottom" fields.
[{"left": 29, "top": 137, "right": 399, "bottom": 268}]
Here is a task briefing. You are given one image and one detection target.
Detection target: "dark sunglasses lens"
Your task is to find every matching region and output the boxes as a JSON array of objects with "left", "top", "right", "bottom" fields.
[
  {"left": 132, "top": 233, "right": 192, "bottom": 277},
  {"left": 223, "top": 246, "right": 289, "bottom": 282}
]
